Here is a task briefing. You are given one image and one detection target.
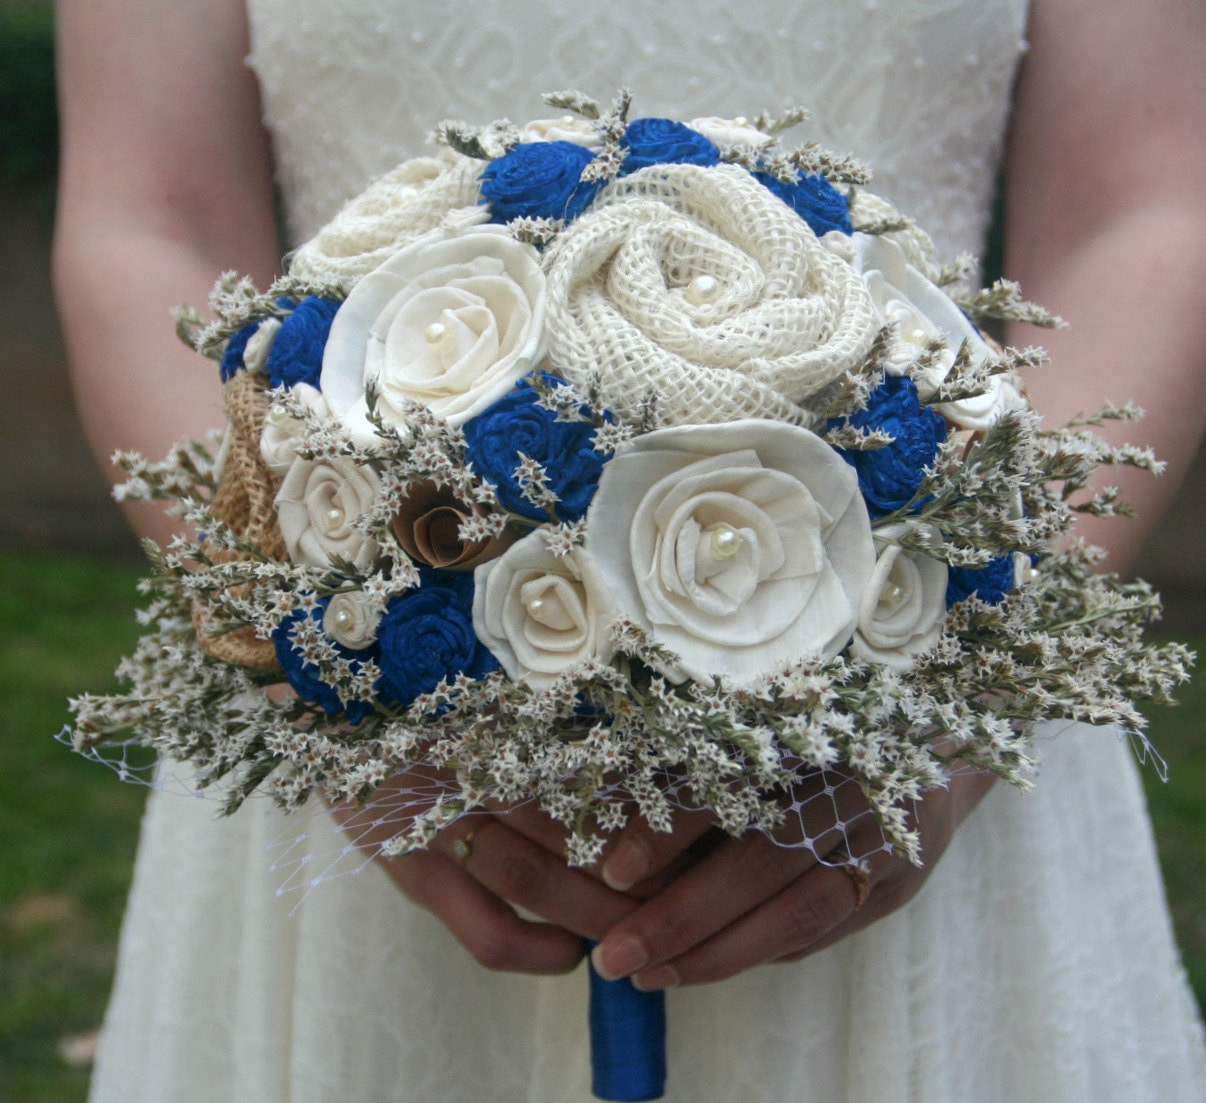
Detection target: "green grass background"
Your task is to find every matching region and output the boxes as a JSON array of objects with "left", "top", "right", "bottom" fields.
[{"left": 0, "top": 548, "right": 1202, "bottom": 1102}]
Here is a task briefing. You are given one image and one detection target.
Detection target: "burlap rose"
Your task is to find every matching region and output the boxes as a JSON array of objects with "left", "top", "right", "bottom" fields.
[
  {"left": 286, "top": 151, "right": 483, "bottom": 283},
  {"left": 543, "top": 163, "right": 879, "bottom": 426}
]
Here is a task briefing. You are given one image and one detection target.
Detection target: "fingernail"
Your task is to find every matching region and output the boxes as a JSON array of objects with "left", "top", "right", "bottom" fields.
[
  {"left": 591, "top": 936, "right": 647, "bottom": 981},
  {"left": 602, "top": 837, "right": 650, "bottom": 891},
  {"left": 632, "top": 965, "right": 679, "bottom": 992}
]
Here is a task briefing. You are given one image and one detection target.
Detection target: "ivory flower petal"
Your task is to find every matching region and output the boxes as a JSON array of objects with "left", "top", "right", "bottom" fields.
[
  {"left": 321, "top": 226, "right": 546, "bottom": 446},
  {"left": 259, "top": 383, "right": 331, "bottom": 475},
  {"left": 687, "top": 116, "right": 774, "bottom": 149},
  {"left": 473, "top": 534, "right": 616, "bottom": 689},
  {"left": 274, "top": 455, "right": 381, "bottom": 572},
  {"left": 323, "top": 591, "right": 383, "bottom": 650},
  {"left": 520, "top": 116, "right": 604, "bottom": 149},
  {"left": 847, "top": 233, "right": 1027, "bottom": 429},
  {"left": 586, "top": 419, "right": 875, "bottom": 684},
  {"left": 852, "top": 522, "right": 948, "bottom": 668}
]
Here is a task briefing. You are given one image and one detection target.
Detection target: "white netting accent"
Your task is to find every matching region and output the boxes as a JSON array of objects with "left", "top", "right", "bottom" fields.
[
  {"left": 543, "top": 163, "right": 880, "bottom": 426},
  {"left": 60, "top": 727, "right": 894, "bottom": 908},
  {"left": 286, "top": 152, "right": 484, "bottom": 282}
]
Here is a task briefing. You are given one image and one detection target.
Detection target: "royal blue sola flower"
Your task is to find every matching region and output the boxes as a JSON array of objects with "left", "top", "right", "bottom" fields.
[
  {"left": 480, "top": 141, "right": 603, "bottom": 223},
  {"left": 462, "top": 373, "right": 608, "bottom": 523},
  {"left": 267, "top": 297, "right": 341, "bottom": 390},
  {"left": 620, "top": 117, "right": 721, "bottom": 173},
  {"left": 755, "top": 170, "right": 852, "bottom": 236},
  {"left": 272, "top": 602, "right": 377, "bottom": 724},
  {"left": 375, "top": 569, "right": 499, "bottom": 708},
  {"left": 219, "top": 321, "right": 262, "bottom": 382},
  {"left": 831, "top": 374, "right": 948, "bottom": 519},
  {"left": 946, "top": 554, "right": 1017, "bottom": 608}
]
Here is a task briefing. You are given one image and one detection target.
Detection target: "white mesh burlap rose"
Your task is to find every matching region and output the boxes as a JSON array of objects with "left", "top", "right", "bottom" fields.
[
  {"left": 543, "top": 163, "right": 880, "bottom": 426},
  {"left": 286, "top": 152, "right": 484, "bottom": 282}
]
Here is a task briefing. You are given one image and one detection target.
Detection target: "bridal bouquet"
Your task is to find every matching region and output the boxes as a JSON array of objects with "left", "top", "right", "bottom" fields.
[{"left": 67, "top": 90, "right": 1190, "bottom": 1101}]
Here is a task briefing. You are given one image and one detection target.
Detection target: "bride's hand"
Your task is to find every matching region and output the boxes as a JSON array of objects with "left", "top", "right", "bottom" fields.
[
  {"left": 586, "top": 769, "right": 996, "bottom": 989},
  {"left": 328, "top": 772, "right": 647, "bottom": 975}
]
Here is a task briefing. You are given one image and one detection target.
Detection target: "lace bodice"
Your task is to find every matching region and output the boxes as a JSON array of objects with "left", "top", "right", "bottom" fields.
[{"left": 246, "top": 0, "right": 1029, "bottom": 263}]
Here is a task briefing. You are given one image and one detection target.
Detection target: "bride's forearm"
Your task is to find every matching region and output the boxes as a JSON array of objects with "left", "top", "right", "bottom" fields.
[
  {"left": 54, "top": 0, "right": 280, "bottom": 546},
  {"left": 1003, "top": 0, "right": 1206, "bottom": 575},
  {"left": 1005, "top": 203, "right": 1206, "bottom": 574}
]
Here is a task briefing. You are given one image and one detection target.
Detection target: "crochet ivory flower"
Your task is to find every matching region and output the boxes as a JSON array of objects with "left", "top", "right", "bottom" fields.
[
  {"left": 852, "top": 521, "right": 948, "bottom": 668},
  {"left": 687, "top": 116, "right": 773, "bottom": 148},
  {"left": 543, "top": 163, "right": 878, "bottom": 426},
  {"left": 846, "top": 233, "right": 1026, "bottom": 429},
  {"left": 321, "top": 227, "right": 546, "bottom": 445},
  {"left": 520, "top": 116, "right": 604, "bottom": 149},
  {"left": 323, "top": 591, "right": 383, "bottom": 650},
  {"left": 472, "top": 534, "right": 616, "bottom": 689},
  {"left": 585, "top": 419, "right": 874, "bottom": 684},
  {"left": 274, "top": 454, "right": 382, "bottom": 572}
]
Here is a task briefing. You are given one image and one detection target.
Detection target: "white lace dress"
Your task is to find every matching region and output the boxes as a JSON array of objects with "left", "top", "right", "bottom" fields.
[{"left": 88, "top": 2, "right": 1206, "bottom": 1100}]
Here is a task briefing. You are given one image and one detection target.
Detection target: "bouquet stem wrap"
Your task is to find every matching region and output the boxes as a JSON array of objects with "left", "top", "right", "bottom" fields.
[{"left": 588, "top": 950, "right": 666, "bottom": 1102}]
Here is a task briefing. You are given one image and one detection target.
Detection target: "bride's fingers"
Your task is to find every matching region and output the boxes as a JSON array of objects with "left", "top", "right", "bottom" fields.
[
  {"left": 598, "top": 808, "right": 717, "bottom": 891},
  {"left": 488, "top": 801, "right": 718, "bottom": 897},
  {"left": 629, "top": 858, "right": 874, "bottom": 989},
  {"left": 433, "top": 817, "right": 639, "bottom": 940},
  {"left": 382, "top": 847, "right": 586, "bottom": 974},
  {"left": 590, "top": 830, "right": 818, "bottom": 982}
]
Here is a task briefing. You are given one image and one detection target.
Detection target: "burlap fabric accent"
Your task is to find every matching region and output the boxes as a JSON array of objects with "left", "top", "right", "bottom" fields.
[
  {"left": 543, "top": 163, "right": 880, "bottom": 427},
  {"left": 191, "top": 370, "right": 287, "bottom": 670},
  {"left": 286, "top": 153, "right": 484, "bottom": 282}
]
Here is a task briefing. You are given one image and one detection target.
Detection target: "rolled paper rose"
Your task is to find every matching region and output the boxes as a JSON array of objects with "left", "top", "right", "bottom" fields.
[
  {"left": 754, "top": 168, "right": 853, "bottom": 236},
  {"left": 845, "top": 233, "right": 1028, "bottom": 429},
  {"left": 268, "top": 297, "right": 342, "bottom": 390},
  {"left": 321, "top": 226, "right": 547, "bottom": 446},
  {"left": 391, "top": 481, "right": 513, "bottom": 570},
  {"left": 259, "top": 383, "right": 332, "bottom": 475},
  {"left": 543, "top": 163, "right": 878, "bottom": 426},
  {"left": 375, "top": 569, "right": 499, "bottom": 707},
  {"left": 585, "top": 419, "right": 875, "bottom": 684},
  {"left": 852, "top": 522, "right": 948, "bottom": 668},
  {"left": 272, "top": 601, "right": 377, "bottom": 723},
  {"left": 946, "top": 552, "right": 1022, "bottom": 608},
  {"left": 472, "top": 532, "right": 616, "bottom": 690},
  {"left": 274, "top": 454, "right": 382, "bottom": 572},
  {"left": 461, "top": 373, "right": 607, "bottom": 523}
]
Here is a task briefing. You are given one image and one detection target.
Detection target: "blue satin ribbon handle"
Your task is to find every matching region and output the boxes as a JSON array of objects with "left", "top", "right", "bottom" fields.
[{"left": 587, "top": 950, "right": 666, "bottom": 1101}]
